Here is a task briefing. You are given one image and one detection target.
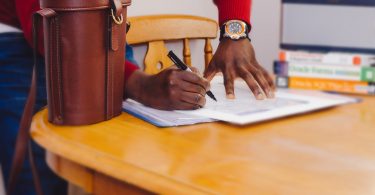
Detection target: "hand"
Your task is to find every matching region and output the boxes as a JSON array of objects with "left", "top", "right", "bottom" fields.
[
  {"left": 125, "top": 67, "right": 210, "bottom": 110},
  {"left": 204, "top": 38, "right": 275, "bottom": 100}
]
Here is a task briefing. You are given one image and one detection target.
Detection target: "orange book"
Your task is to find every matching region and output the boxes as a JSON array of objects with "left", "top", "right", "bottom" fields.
[{"left": 288, "top": 77, "right": 374, "bottom": 95}]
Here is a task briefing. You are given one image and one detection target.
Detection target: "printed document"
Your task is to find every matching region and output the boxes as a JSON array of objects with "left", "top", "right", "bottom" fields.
[{"left": 123, "top": 76, "right": 356, "bottom": 126}]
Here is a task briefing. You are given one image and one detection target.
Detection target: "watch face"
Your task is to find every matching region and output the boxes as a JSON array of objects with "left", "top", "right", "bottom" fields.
[
  {"left": 223, "top": 20, "right": 248, "bottom": 40},
  {"left": 226, "top": 21, "right": 245, "bottom": 35}
]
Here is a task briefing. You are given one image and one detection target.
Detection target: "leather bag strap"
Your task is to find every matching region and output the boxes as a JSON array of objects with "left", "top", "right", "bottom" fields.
[
  {"left": 110, "top": 0, "right": 123, "bottom": 17},
  {"left": 7, "top": 9, "right": 56, "bottom": 195}
]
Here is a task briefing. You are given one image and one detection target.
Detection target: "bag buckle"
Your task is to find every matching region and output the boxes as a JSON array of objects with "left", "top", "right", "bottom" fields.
[{"left": 111, "top": 9, "right": 123, "bottom": 25}]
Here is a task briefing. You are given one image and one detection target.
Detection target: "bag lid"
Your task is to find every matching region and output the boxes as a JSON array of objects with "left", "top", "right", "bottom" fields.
[{"left": 40, "top": 0, "right": 131, "bottom": 11}]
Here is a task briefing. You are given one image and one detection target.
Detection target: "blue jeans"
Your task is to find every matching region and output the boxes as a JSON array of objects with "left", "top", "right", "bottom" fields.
[{"left": 0, "top": 33, "right": 67, "bottom": 195}]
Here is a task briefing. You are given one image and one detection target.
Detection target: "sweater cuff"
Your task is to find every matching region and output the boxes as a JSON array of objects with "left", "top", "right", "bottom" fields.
[
  {"left": 124, "top": 60, "right": 139, "bottom": 83},
  {"left": 216, "top": 0, "right": 251, "bottom": 27}
]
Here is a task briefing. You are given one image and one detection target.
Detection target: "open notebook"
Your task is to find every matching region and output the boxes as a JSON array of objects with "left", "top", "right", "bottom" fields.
[{"left": 123, "top": 76, "right": 357, "bottom": 127}]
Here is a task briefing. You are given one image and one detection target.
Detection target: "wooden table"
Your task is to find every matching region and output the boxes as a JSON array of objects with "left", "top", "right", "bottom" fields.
[{"left": 31, "top": 96, "right": 375, "bottom": 195}]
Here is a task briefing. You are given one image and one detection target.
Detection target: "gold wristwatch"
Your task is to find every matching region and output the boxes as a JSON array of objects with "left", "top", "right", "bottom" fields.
[{"left": 220, "top": 20, "right": 250, "bottom": 41}]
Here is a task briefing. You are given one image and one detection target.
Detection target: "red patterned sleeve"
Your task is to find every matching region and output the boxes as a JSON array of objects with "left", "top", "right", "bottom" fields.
[
  {"left": 15, "top": 0, "right": 44, "bottom": 54},
  {"left": 124, "top": 60, "right": 139, "bottom": 83},
  {"left": 213, "top": 0, "right": 251, "bottom": 26}
]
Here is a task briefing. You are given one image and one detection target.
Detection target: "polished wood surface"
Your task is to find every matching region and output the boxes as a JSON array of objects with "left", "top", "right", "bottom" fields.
[
  {"left": 31, "top": 96, "right": 375, "bottom": 195},
  {"left": 126, "top": 15, "right": 218, "bottom": 74}
]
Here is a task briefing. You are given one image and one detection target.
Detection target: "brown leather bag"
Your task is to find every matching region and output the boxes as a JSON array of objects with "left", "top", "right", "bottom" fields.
[
  {"left": 7, "top": 0, "right": 131, "bottom": 194},
  {"left": 42, "top": 0, "right": 131, "bottom": 125}
]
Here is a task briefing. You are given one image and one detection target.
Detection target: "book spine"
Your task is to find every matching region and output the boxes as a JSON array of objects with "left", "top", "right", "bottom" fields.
[
  {"left": 276, "top": 76, "right": 375, "bottom": 95},
  {"left": 361, "top": 66, "right": 375, "bottom": 82},
  {"left": 274, "top": 61, "right": 375, "bottom": 82},
  {"left": 273, "top": 61, "right": 288, "bottom": 76},
  {"left": 279, "top": 50, "right": 375, "bottom": 66}
]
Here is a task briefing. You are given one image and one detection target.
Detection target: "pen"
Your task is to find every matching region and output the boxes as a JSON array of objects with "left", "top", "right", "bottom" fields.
[{"left": 167, "top": 50, "right": 217, "bottom": 102}]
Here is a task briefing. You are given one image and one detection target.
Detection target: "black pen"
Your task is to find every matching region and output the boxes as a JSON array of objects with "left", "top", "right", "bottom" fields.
[{"left": 167, "top": 50, "right": 217, "bottom": 102}]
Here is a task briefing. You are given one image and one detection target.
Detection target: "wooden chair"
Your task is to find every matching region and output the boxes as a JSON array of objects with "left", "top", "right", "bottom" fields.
[{"left": 126, "top": 14, "right": 218, "bottom": 74}]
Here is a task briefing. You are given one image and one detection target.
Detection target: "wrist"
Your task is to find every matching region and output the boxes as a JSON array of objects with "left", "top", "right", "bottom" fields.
[
  {"left": 219, "top": 37, "right": 252, "bottom": 47},
  {"left": 124, "top": 70, "right": 148, "bottom": 101}
]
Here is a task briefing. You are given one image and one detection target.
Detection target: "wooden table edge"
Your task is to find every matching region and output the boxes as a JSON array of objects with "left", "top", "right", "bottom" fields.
[{"left": 31, "top": 109, "right": 217, "bottom": 195}]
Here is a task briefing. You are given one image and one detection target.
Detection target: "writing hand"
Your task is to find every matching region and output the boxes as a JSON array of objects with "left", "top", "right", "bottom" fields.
[{"left": 125, "top": 67, "right": 210, "bottom": 110}]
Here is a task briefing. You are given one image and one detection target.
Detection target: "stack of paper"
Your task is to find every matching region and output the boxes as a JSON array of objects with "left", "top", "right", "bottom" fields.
[
  {"left": 123, "top": 76, "right": 357, "bottom": 127},
  {"left": 123, "top": 100, "right": 215, "bottom": 127}
]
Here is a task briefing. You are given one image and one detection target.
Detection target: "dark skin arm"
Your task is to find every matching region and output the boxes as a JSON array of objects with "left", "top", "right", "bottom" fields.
[
  {"left": 204, "top": 39, "right": 276, "bottom": 100},
  {"left": 125, "top": 67, "right": 210, "bottom": 110}
]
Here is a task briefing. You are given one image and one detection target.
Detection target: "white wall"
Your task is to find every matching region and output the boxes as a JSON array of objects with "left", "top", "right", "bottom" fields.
[
  {"left": 251, "top": 0, "right": 281, "bottom": 72},
  {"left": 127, "top": 0, "right": 281, "bottom": 73}
]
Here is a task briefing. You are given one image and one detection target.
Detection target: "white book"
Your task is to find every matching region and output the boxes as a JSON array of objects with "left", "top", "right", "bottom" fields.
[
  {"left": 123, "top": 76, "right": 356, "bottom": 126},
  {"left": 287, "top": 62, "right": 362, "bottom": 81},
  {"left": 280, "top": 50, "right": 375, "bottom": 66}
]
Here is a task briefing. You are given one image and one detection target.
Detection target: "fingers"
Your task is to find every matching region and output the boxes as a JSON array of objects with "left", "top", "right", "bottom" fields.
[
  {"left": 237, "top": 60, "right": 275, "bottom": 99},
  {"left": 168, "top": 88, "right": 205, "bottom": 110},
  {"left": 176, "top": 80, "right": 206, "bottom": 96},
  {"left": 179, "top": 92, "right": 206, "bottom": 108},
  {"left": 169, "top": 90, "right": 206, "bottom": 110},
  {"left": 251, "top": 63, "right": 276, "bottom": 97},
  {"left": 223, "top": 73, "right": 235, "bottom": 99},
  {"left": 178, "top": 71, "right": 210, "bottom": 92},
  {"left": 249, "top": 67, "right": 274, "bottom": 98},
  {"left": 189, "top": 66, "right": 201, "bottom": 75},
  {"left": 165, "top": 69, "right": 208, "bottom": 110},
  {"left": 258, "top": 64, "right": 276, "bottom": 91},
  {"left": 173, "top": 101, "right": 201, "bottom": 110},
  {"left": 237, "top": 67, "right": 265, "bottom": 100}
]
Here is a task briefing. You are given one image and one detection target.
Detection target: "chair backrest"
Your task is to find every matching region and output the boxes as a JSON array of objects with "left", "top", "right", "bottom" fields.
[{"left": 127, "top": 14, "right": 218, "bottom": 74}]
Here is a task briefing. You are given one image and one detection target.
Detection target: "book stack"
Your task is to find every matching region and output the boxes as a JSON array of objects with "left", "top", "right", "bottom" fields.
[{"left": 274, "top": 50, "right": 375, "bottom": 95}]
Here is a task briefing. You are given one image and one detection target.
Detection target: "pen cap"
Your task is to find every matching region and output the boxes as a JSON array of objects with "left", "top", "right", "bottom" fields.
[{"left": 168, "top": 51, "right": 188, "bottom": 70}]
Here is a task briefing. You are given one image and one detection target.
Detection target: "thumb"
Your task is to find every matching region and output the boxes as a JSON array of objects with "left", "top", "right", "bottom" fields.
[
  {"left": 189, "top": 66, "right": 201, "bottom": 76},
  {"left": 203, "top": 63, "right": 217, "bottom": 81}
]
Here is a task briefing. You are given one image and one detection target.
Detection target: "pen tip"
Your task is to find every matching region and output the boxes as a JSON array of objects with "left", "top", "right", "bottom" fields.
[{"left": 207, "top": 92, "right": 217, "bottom": 102}]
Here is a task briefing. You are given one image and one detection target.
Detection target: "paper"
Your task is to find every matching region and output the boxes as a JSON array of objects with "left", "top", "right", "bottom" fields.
[
  {"left": 123, "top": 76, "right": 356, "bottom": 126},
  {"left": 199, "top": 82, "right": 307, "bottom": 115},
  {"left": 178, "top": 76, "right": 357, "bottom": 125},
  {"left": 123, "top": 100, "right": 215, "bottom": 127}
]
